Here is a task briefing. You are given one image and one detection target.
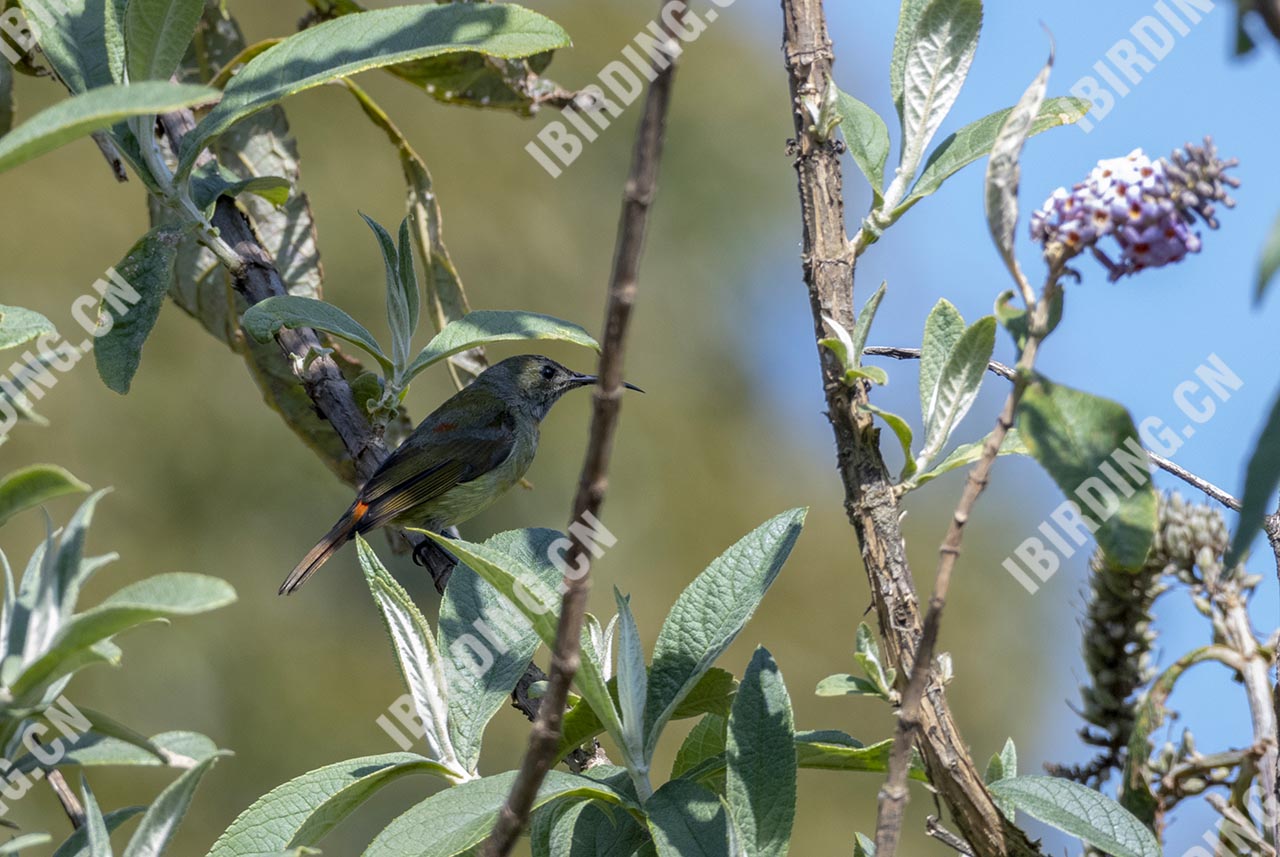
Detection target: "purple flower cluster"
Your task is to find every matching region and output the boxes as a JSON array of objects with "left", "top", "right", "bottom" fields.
[{"left": 1030, "top": 140, "right": 1237, "bottom": 281}]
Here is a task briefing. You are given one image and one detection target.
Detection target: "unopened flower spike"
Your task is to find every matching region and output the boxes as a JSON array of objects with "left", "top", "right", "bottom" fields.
[{"left": 1030, "top": 137, "right": 1238, "bottom": 281}]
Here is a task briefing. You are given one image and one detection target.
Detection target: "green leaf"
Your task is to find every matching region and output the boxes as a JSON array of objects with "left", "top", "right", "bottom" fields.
[
  {"left": 814, "top": 674, "right": 884, "bottom": 698},
  {"left": 316, "top": 0, "right": 566, "bottom": 116},
  {"left": 986, "top": 776, "right": 1160, "bottom": 857},
  {"left": 1228, "top": 387, "right": 1280, "bottom": 565},
  {"left": 53, "top": 807, "right": 143, "bottom": 857},
  {"left": 899, "top": 0, "right": 983, "bottom": 174},
  {"left": 536, "top": 799, "right": 651, "bottom": 857},
  {"left": 405, "top": 310, "right": 598, "bottom": 381},
  {"left": 909, "top": 427, "right": 1029, "bottom": 489},
  {"left": 643, "top": 510, "right": 806, "bottom": 761},
  {"left": 679, "top": 732, "right": 928, "bottom": 787},
  {"left": 0, "top": 60, "right": 10, "bottom": 138},
  {"left": 125, "top": 0, "right": 205, "bottom": 81},
  {"left": 439, "top": 529, "right": 561, "bottom": 774},
  {"left": 240, "top": 295, "right": 393, "bottom": 374},
  {"left": 645, "top": 779, "right": 732, "bottom": 857},
  {"left": 364, "top": 770, "right": 631, "bottom": 857},
  {"left": 0, "top": 304, "right": 55, "bottom": 350},
  {"left": 121, "top": 751, "right": 230, "bottom": 857},
  {"left": 985, "top": 49, "right": 1053, "bottom": 279},
  {"left": 793, "top": 734, "right": 922, "bottom": 778},
  {"left": 422, "top": 529, "right": 626, "bottom": 755},
  {"left": 177, "top": 3, "right": 571, "bottom": 177},
  {"left": 917, "top": 316, "right": 996, "bottom": 470},
  {"left": 853, "top": 622, "right": 895, "bottom": 697},
  {"left": 95, "top": 226, "right": 185, "bottom": 394},
  {"left": 994, "top": 287, "right": 1063, "bottom": 354},
  {"left": 357, "top": 537, "right": 461, "bottom": 775},
  {"left": 79, "top": 778, "right": 112, "bottom": 857},
  {"left": 1017, "top": 379, "right": 1157, "bottom": 569},
  {"left": 12, "top": 730, "right": 217, "bottom": 774},
  {"left": 360, "top": 214, "right": 415, "bottom": 372},
  {"left": 613, "top": 588, "right": 647, "bottom": 765},
  {"left": 848, "top": 365, "right": 888, "bottom": 386},
  {"left": 0, "top": 82, "right": 217, "bottom": 174},
  {"left": 0, "top": 834, "right": 53, "bottom": 855},
  {"left": 11, "top": 573, "right": 237, "bottom": 701},
  {"left": 836, "top": 91, "right": 890, "bottom": 200},
  {"left": 904, "top": 98, "right": 1089, "bottom": 209},
  {"left": 341, "top": 78, "right": 482, "bottom": 386},
  {"left": 854, "top": 833, "right": 875, "bottom": 857},
  {"left": 919, "top": 299, "right": 965, "bottom": 424},
  {"left": 1257, "top": 209, "right": 1280, "bottom": 303},
  {"left": 672, "top": 714, "right": 727, "bottom": 780},
  {"left": 984, "top": 738, "right": 1017, "bottom": 817},
  {"left": 851, "top": 283, "right": 886, "bottom": 369},
  {"left": 15, "top": 0, "right": 124, "bottom": 93},
  {"left": 726, "top": 648, "right": 795, "bottom": 857},
  {"left": 861, "top": 405, "right": 916, "bottom": 481},
  {"left": 189, "top": 164, "right": 291, "bottom": 214},
  {"left": 558, "top": 668, "right": 736, "bottom": 764},
  {"left": 206, "top": 753, "right": 450, "bottom": 857},
  {"left": 0, "top": 465, "right": 89, "bottom": 529},
  {"left": 890, "top": 0, "right": 933, "bottom": 123}
]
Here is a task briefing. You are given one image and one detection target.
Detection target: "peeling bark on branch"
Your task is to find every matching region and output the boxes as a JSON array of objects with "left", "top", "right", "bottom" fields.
[{"left": 778, "top": 1, "right": 1041, "bottom": 854}]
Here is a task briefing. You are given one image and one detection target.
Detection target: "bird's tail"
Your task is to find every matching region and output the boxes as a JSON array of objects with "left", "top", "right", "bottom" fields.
[{"left": 279, "top": 503, "right": 366, "bottom": 595}]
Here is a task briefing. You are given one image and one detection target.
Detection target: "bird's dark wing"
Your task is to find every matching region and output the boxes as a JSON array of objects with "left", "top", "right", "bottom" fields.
[{"left": 355, "top": 395, "right": 517, "bottom": 530}]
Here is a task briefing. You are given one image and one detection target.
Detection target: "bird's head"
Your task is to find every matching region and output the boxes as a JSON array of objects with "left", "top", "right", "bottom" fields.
[{"left": 482, "top": 354, "right": 641, "bottom": 420}]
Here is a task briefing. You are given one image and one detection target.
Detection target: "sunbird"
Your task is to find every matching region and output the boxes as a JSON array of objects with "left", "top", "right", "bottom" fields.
[{"left": 280, "top": 354, "right": 641, "bottom": 595}]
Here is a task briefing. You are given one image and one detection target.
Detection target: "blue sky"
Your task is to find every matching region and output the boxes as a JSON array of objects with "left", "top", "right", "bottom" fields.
[{"left": 735, "top": 0, "right": 1278, "bottom": 851}]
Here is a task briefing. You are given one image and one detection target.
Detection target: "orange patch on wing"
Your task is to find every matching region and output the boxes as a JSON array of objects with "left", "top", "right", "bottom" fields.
[
  {"left": 433, "top": 422, "right": 457, "bottom": 434},
  {"left": 351, "top": 501, "right": 369, "bottom": 523}
]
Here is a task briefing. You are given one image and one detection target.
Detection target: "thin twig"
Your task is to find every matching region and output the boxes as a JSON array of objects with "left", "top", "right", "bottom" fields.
[
  {"left": 779, "top": 2, "right": 1039, "bottom": 855},
  {"left": 874, "top": 269, "right": 1058, "bottom": 855},
  {"left": 926, "top": 816, "right": 976, "bottom": 856},
  {"left": 863, "top": 345, "right": 1250, "bottom": 513},
  {"left": 45, "top": 769, "right": 84, "bottom": 829},
  {"left": 479, "top": 15, "right": 677, "bottom": 856}
]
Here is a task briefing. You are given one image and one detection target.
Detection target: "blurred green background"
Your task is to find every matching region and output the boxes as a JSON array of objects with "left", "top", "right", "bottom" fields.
[{"left": 1, "top": 1, "right": 1063, "bottom": 853}]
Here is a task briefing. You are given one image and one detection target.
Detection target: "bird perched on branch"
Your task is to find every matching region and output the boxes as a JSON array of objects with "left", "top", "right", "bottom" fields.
[{"left": 280, "top": 353, "right": 641, "bottom": 594}]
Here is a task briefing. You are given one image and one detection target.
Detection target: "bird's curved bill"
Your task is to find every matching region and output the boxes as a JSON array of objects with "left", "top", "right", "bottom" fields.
[{"left": 571, "top": 373, "right": 645, "bottom": 393}]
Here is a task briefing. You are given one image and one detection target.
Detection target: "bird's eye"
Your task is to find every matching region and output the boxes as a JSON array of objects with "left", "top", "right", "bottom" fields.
[{"left": 541, "top": 365, "right": 557, "bottom": 380}]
